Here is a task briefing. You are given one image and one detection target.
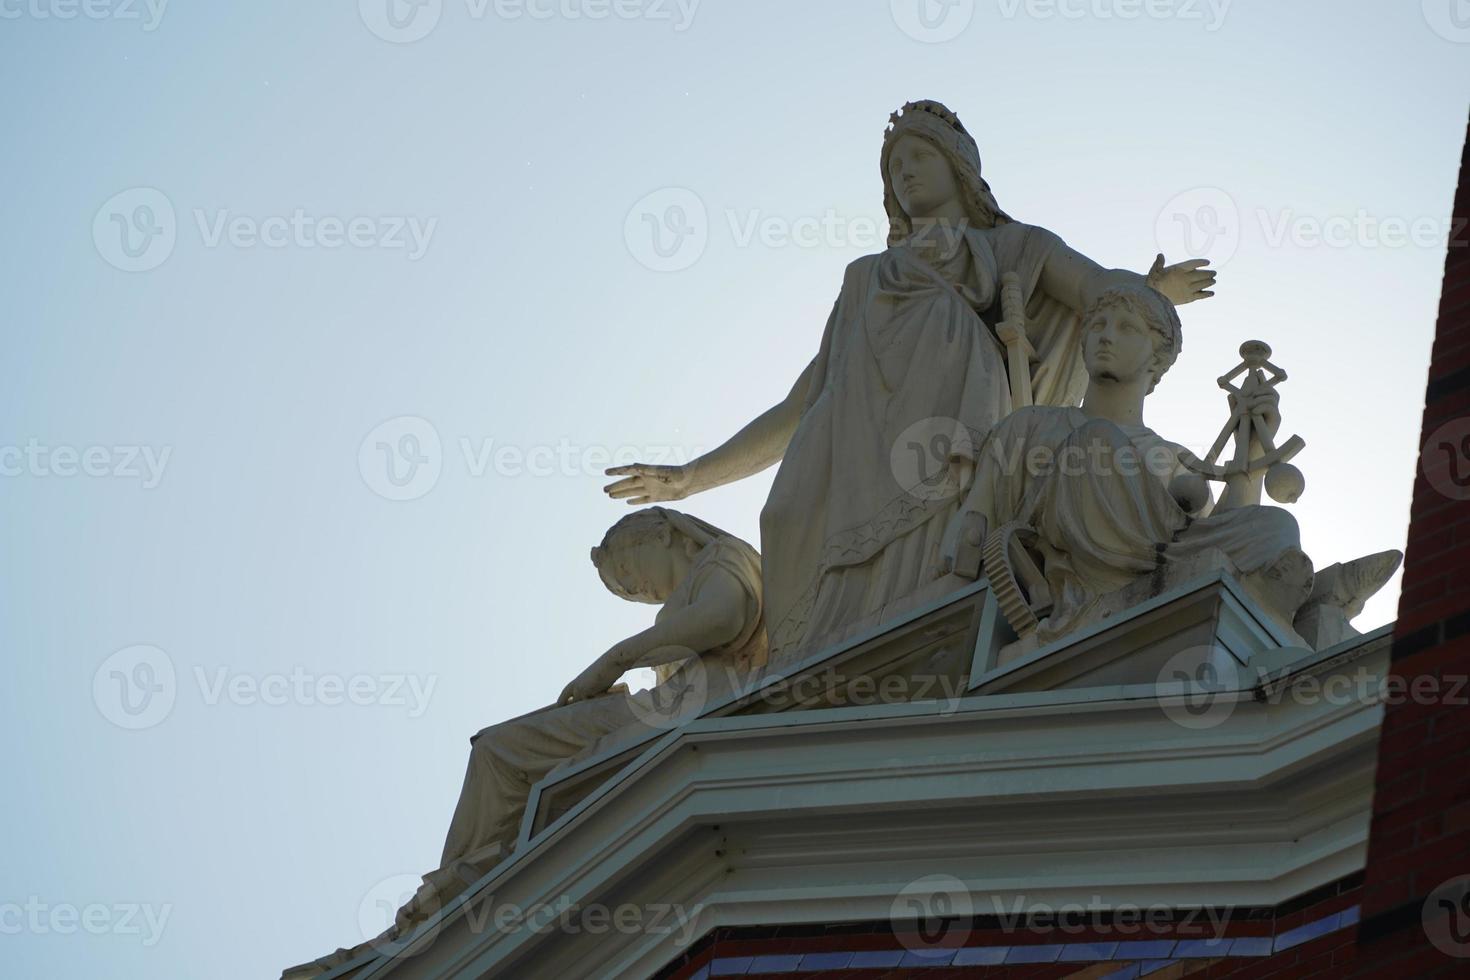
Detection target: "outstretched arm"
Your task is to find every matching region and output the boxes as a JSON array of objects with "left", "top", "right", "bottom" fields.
[
  {"left": 1039, "top": 241, "right": 1216, "bottom": 313},
  {"left": 603, "top": 357, "right": 817, "bottom": 505},
  {"left": 558, "top": 570, "right": 748, "bottom": 704}
]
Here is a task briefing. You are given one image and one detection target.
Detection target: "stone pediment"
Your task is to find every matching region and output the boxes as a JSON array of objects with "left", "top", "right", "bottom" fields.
[{"left": 312, "top": 578, "right": 1391, "bottom": 980}]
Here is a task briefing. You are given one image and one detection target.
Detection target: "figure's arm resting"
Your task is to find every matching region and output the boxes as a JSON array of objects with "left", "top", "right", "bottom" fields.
[{"left": 606, "top": 571, "right": 748, "bottom": 671}]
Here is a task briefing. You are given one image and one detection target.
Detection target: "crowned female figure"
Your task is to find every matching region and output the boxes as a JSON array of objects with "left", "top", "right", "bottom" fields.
[{"left": 606, "top": 100, "right": 1216, "bottom": 662}]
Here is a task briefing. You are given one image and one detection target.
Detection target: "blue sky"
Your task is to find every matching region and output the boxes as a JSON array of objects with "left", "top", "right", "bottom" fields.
[{"left": 1, "top": 2, "right": 1466, "bottom": 977}]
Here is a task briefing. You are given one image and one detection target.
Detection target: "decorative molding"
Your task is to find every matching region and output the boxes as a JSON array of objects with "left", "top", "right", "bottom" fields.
[{"left": 342, "top": 597, "right": 1390, "bottom": 980}]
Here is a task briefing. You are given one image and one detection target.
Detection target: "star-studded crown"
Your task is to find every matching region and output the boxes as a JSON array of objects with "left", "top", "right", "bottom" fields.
[{"left": 885, "top": 100, "right": 970, "bottom": 140}]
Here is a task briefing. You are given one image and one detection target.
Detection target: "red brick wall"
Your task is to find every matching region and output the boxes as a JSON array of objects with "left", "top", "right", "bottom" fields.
[
  {"left": 655, "top": 877, "right": 1363, "bottom": 979},
  {"left": 1350, "top": 114, "right": 1470, "bottom": 978}
]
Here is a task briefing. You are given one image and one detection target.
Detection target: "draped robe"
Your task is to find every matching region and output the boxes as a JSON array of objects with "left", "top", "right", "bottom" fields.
[
  {"left": 760, "top": 221, "right": 1091, "bottom": 662},
  {"left": 967, "top": 406, "right": 1306, "bottom": 643},
  {"left": 439, "top": 535, "right": 765, "bottom": 869}
]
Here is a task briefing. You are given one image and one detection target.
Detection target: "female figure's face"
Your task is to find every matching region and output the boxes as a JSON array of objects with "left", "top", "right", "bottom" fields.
[{"left": 887, "top": 134, "right": 962, "bottom": 221}]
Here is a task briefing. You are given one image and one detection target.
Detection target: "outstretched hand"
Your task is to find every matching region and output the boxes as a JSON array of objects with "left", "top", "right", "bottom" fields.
[
  {"left": 558, "top": 653, "right": 625, "bottom": 706},
  {"left": 603, "top": 462, "right": 694, "bottom": 505},
  {"left": 1147, "top": 253, "right": 1217, "bottom": 305}
]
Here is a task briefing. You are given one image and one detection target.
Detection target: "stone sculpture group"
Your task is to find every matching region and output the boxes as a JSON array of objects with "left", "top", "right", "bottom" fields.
[{"left": 343, "top": 100, "right": 1405, "bottom": 958}]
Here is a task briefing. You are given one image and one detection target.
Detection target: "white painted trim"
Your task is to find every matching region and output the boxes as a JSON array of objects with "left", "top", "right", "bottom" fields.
[{"left": 354, "top": 627, "right": 1388, "bottom": 980}]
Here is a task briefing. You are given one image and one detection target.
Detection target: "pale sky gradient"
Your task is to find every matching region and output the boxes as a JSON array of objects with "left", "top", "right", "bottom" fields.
[{"left": 1, "top": 2, "right": 1467, "bottom": 978}]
